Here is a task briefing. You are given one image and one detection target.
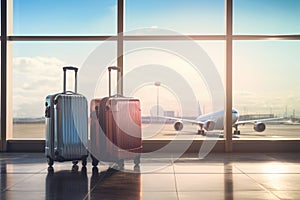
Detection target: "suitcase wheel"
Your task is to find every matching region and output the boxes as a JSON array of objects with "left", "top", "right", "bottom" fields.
[
  {"left": 134, "top": 155, "right": 140, "bottom": 166},
  {"left": 72, "top": 164, "right": 79, "bottom": 172},
  {"left": 47, "top": 166, "right": 54, "bottom": 173},
  {"left": 134, "top": 164, "right": 140, "bottom": 172},
  {"left": 72, "top": 160, "right": 79, "bottom": 165},
  {"left": 47, "top": 157, "right": 54, "bottom": 172},
  {"left": 47, "top": 157, "right": 54, "bottom": 167},
  {"left": 82, "top": 157, "right": 87, "bottom": 167},
  {"left": 91, "top": 155, "right": 99, "bottom": 167},
  {"left": 92, "top": 166, "right": 99, "bottom": 175},
  {"left": 117, "top": 159, "right": 124, "bottom": 170}
]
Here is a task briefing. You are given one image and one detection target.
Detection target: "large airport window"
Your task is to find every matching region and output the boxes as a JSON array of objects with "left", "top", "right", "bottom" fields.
[
  {"left": 124, "top": 41, "right": 225, "bottom": 140},
  {"left": 233, "top": 41, "right": 300, "bottom": 139},
  {"left": 12, "top": 0, "right": 117, "bottom": 36},
  {"left": 233, "top": 0, "right": 300, "bottom": 35},
  {"left": 10, "top": 41, "right": 116, "bottom": 139},
  {"left": 1, "top": 0, "right": 300, "bottom": 152},
  {"left": 125, "top": 0, "right": 225, "bottom": 35}
]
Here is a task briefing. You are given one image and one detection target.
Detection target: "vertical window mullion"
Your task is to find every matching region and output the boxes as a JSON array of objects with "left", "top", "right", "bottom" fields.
[
  {"left": 118, "top": 0, "right": 124, "bottom": 95},
  {"left": 1, "top": 0, "right": 8, "bottom": 151},
  {"left": 225, "top": 0, "right": 233, "bottom": 152}
]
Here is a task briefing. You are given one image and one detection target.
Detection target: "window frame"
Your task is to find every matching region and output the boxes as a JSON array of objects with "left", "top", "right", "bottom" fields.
[{"left": 1, "top": 0, "right": 300, "bottom": 152}]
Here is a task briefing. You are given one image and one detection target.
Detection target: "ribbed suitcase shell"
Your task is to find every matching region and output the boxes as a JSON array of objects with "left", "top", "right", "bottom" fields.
[
  {"left": 90, "top": 97, "right": 142, "bottom": 164},
  {"left": 45, "top": 93, "right": 88, "bottom": 162}
]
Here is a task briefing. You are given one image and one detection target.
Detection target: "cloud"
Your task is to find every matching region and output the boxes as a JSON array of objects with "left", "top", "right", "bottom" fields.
[
  {"left": 233, "top": 90, "right": 300, "bottom": 116},
  {"left": 13, "top": 56, "right": 67, "bottom": 118}
]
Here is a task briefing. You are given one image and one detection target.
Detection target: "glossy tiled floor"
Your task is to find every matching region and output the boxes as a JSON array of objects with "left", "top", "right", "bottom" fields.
[{"left": 1, "top": 153, "right": 300, "bottom": 200}]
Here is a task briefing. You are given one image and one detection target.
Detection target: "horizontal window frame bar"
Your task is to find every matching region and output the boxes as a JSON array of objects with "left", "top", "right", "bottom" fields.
[
  {"left": 123, "top": 35, "right": 226, "bottom": 40},
  {"left": 232, "top": 35, "right": 300, "bottom": 40},
  {"left": 7, "top": 35, "right": 225, "bottom": 41},
  {"left": 7, "top": 36, "right": 115, "bottom": 41},
  {"left": 6, "top": 35, "right": 300, "bottom": 41}
]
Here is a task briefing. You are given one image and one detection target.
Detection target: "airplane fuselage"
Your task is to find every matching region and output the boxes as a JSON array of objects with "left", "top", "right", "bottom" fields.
[{"left": 195, "top": 109, "right": 239, "bottom": 130}]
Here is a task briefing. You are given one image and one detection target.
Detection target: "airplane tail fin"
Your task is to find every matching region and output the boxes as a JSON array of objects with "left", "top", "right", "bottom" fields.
[{"left": 197, "top": 101, "right": 202, "bottom": 116}]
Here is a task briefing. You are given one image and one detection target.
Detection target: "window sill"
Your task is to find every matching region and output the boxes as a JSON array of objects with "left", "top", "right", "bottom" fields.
[{"left": 5, "top": 139, "right": 300, "bottom": 153}]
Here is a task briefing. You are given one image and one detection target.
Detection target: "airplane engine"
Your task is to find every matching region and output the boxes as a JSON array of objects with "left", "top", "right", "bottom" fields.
[
  {"left": 203, "top": 120, "right": 216, "bottom": 131},
  {"left": 174, "top": 121, "right": 183, "bottom": 131},
  {"left": 253, "top": 122, "right": 266, "bottom": 132}
]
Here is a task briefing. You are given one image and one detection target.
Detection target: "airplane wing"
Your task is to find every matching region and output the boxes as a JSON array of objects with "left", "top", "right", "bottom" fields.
[
  {"left": 235, "top": 117, "right": 284, "bottom": 125},
  {"left": 158, "top": 116, "right": 204, "bottom": 125}
]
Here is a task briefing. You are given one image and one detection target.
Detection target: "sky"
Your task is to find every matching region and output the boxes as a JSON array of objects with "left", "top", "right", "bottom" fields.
[
  {"left": 9, "top": 0, "right": 300, "bottom": 118},
  {"left": 13, "top": 0, "right": 117, "bottom": 35},
  {"left": 234, "top": 0, "right": 300, "bottom": 34}
]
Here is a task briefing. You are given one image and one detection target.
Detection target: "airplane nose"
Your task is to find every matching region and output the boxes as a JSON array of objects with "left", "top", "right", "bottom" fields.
[{"left": 232, "top": 113, "right": 239, "bottom": 122}]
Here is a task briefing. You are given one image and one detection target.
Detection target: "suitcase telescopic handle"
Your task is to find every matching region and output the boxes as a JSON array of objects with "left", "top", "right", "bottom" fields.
[
  {"left": 63, "top": 66, "right": 78, "bottom": 94},
  {"left": 108, "top": 66, "right": 120, "bottom": 72},
  {"left": 108, "top": 66, "right": 121, "bottom": 97},
  {"left": 63, "top": 66, "right": 78, "bottom": 72}
]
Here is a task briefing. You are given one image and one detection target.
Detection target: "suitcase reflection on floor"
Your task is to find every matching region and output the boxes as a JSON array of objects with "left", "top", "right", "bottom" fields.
[
  {"left": 46, "top": 169, "right": 88, "bottom": 200},
  {"left": 90, "top": 167, "right": 141, "bottom": 199}
]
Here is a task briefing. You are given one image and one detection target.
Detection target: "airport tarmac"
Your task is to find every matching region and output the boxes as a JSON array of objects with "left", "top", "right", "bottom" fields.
[
  {"left": 11, "top": 122, "right": 300, "bottom": 140},
  {"left": 142, "top": 123, "right": 300, "bottom": 140}
]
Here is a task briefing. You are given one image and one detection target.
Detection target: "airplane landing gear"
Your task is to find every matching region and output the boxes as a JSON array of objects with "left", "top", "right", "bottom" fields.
[
  {"left": 198, "top": 129, "right": 206, "bottom": 136},
  {"left": 233, "top": 125, "right": 240, "bottom": 135}
]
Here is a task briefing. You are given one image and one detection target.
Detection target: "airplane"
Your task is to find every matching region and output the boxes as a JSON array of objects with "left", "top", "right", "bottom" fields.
[{"left": 160, "top": 108, "right": 282, "bottom": 135}]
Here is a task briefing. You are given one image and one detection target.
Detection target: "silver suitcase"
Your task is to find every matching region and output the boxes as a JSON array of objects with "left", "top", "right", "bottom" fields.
[{"left": 45, "top": 66, "right": 88, "bottom": 171}]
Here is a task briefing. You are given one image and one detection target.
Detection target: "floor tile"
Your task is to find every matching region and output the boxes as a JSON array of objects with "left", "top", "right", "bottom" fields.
[
  {"left": 1, "top": 191, "right": 46, "bottom": 200},
  {"left": 175, "top": 174, "right": 263, "bottom": 192},
  {"left": 1, "top": 174, "right": 33, "bottom": 192},
  {"left": 272, "top": 191, "right": 300, "bottom": 200},
  {"left": 174, "top": 163, "right": 242, "bottom": 174},
  {"left": 234, "top": 162, "right": 300, "bottom": 174},
  {"left": 142, "top": 174, "right": 176, "bottom": 192},
  {"left": 230, "top": 191, "right": 280, "bottom": 200},
  {"left": 247, "top": 174, "right": 300, "bottom": 191},
  {"left": 139, "top": 164, "right": 174, "bottom": 174},
  {"left": 178, "top": 191, "right": 224, "bottom": 200},
  {"left": 1, "top": 163, "right": 46, "bottom": 174},
  {"left": 178, "top": 190, "right": 280, "bottom": 200},
  {"left": 142, "top": 192, "right": 177, "bottom": 200}
]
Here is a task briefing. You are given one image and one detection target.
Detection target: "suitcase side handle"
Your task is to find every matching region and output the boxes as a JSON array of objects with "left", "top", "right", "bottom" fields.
[
  {"left": 63, "top": 66, "right": 78, "bottom": 94},
  {"left": 108, "top": 66, "right": 121, "bottom": 97}
]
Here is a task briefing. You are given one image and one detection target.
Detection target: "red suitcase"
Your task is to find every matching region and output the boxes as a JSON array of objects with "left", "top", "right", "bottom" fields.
[{"left": 90, "top": 66, "right": 142, "bottom": 169}]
